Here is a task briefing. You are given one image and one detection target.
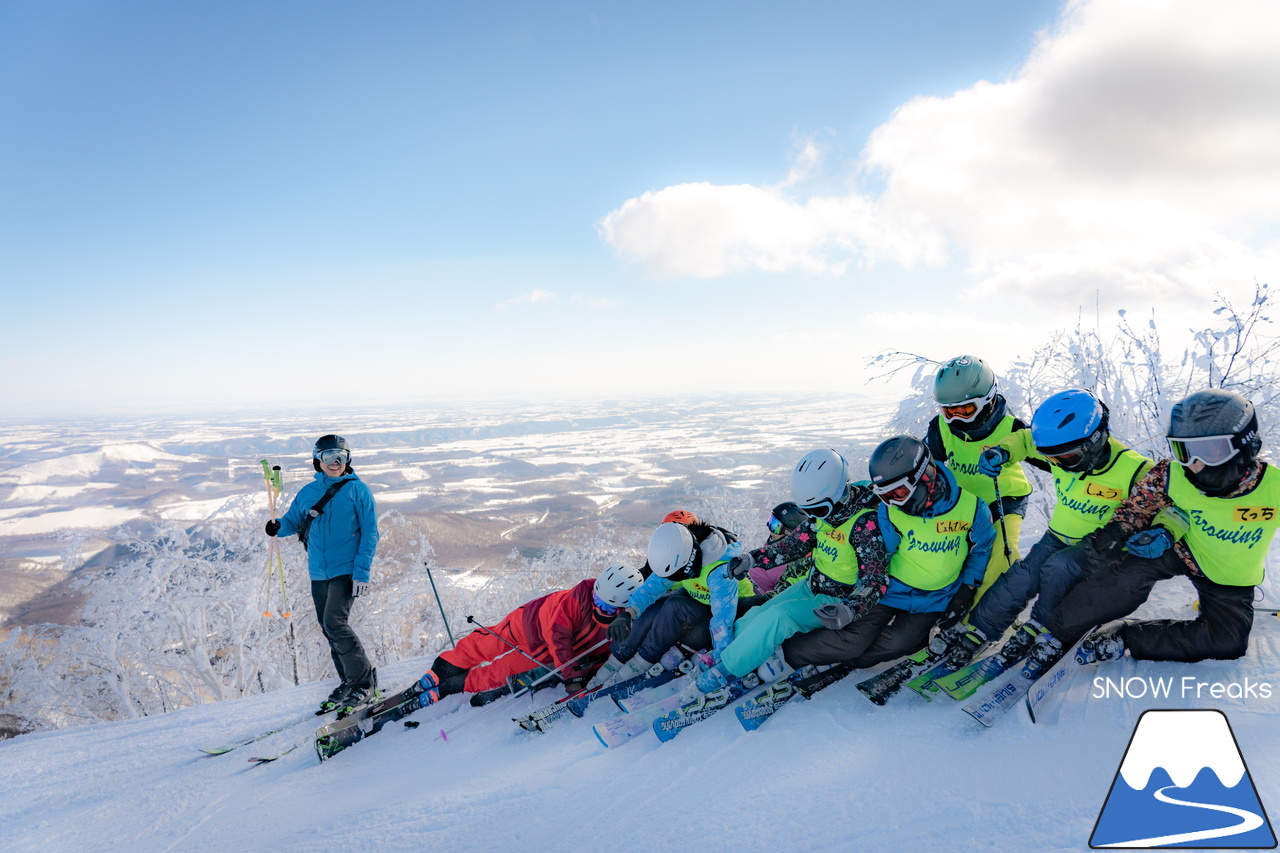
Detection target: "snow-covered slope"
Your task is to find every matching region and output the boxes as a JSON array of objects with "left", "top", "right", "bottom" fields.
[{"left": 4, "top": 613, "right": 1279, "bottom": 853}]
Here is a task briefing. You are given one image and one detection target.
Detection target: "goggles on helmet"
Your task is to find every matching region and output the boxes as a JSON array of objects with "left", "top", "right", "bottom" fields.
[
  {"left": 591, "top": 591, "right": 620, "bottom": 617},
  {"left": 317, "top": 448, "right": 351, "bottom": 466},
  {"left": 1043, "top": 444, "right": 1088, "bottom": 468},
  {"left": 1169, "top": 434, "right": 1241, "bottom": 468},
  {"left": 940, "top": 388, "right": 995, "bottom": 424},
  {"left": 766, "top": 514, "right": 788, "bottom": 536},
  {"left": 799, "top": 499, "right": 835, "bottom": 520}
]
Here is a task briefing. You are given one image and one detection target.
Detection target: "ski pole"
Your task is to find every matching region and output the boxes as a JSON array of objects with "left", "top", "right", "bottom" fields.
[
  {"left": 991, "top": 475, "right": 1013, "bottom": 564},
  {"left": 426, "top": 565, "right": 456, "bottom": 648},
  {"left": 260, "top": 460, "right": 291, "bottom": 618},
  {"left": 464, "top": 615, "right": 553, "bottom": 673},
  {"left": 435, "top": 637, "right": 610, "bottom": 741}
]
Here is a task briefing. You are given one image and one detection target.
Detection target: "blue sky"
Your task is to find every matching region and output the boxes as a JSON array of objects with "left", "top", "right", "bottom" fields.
[{"left": 3, "top": 1, "right": 1278, "bottom": 415}]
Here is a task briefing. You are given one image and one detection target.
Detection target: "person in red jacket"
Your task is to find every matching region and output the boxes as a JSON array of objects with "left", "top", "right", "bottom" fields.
[{"left": 417, "top": 564, "right": 644, "bottom": 706}]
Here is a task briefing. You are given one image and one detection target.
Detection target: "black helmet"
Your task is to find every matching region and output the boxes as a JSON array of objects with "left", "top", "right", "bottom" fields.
[
  {"left": 312, "top": 434, "right": 352, "bottom": 472},
  {"left": 1168, "top": 389, "right": 1261, "bottom": 495},
  {"left": 869, "top": 436, "right": 934, "bottom": 515},
  {"left": 767, "top": 502, "right": 807, "bottom": 538}
]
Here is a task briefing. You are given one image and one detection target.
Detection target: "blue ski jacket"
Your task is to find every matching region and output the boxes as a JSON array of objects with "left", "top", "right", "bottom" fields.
[{"left": 276, "top": 471, "right": 380, "bottom": 583}]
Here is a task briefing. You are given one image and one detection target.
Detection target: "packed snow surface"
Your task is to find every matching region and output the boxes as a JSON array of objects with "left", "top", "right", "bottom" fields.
[{"left": 3, "top": 614, "right": 1278, "bottom": 853}]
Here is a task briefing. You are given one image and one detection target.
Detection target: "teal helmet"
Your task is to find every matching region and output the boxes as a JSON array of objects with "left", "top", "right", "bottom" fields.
[{"left": 934, "top": 355, "right": 998, "bottom": 425}]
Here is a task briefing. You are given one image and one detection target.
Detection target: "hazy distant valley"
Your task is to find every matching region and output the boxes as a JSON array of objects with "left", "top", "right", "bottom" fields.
[{"left": 0, "top": 395, "right": 891, "bottom": 629}]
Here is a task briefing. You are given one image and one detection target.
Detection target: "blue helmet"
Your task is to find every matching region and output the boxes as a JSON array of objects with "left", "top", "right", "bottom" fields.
[{"left": 1031, "top": 390, "right": 1109, "bottom": 473}]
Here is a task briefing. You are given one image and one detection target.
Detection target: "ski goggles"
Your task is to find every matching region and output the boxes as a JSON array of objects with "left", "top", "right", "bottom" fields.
[
  {"left": 1169, "top": 434, "right": 1241, "bottom": 468},
  {"left": 766, "top": 514, "right": 788, "bottom": 536},
  {"left": 591, "top": 592, "right": 620, "bottom": 617},
  {"left": 1041, "top": 443, "right": 1088, "bottom": 468},
  {"left": 316, "top": 448, "right": 351, "bottom": 466},
  {"left": 872, "top": 476, "right": 918, "bottom": 506},
  {"left": 940, "top": 389, "right": 995, "bottom": 424}
]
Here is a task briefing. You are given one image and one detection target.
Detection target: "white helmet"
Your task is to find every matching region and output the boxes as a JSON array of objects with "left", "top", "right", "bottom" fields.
[
  {"left": 594, "top": 563, "right": 644, "bottom": 607},
  {"left": 791, "top": 449, "right": 851, "bottom": 520},
  {"left": 647, "top": 522, "right": 697, "bottom": 578}
]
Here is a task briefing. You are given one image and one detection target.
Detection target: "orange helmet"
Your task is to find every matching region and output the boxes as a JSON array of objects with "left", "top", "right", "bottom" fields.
[{"left": 662, "top": 509, "right": 699, "bottom": 526}]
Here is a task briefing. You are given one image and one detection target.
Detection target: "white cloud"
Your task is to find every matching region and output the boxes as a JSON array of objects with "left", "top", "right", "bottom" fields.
[
  {"left": 495, "top": 289, "right": 558, "bottom": 310},
  {"left": 600, "top": 0, "right": 1280, "bottom": 308}
]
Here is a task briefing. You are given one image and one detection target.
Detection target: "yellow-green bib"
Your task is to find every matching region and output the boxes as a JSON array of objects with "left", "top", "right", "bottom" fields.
[
  {"left": 1167, "top": 463, "right": 1280, "bottom": 586},
  {"left": 886, "top": 488, "right": 980, "bottom": 591},
  {"left": 681, "top": 559, "right": 755, "bottom": 604},
  {"left": 1049, "top": 439, "right": 1151, "bottom": 543},
  {"left": 812, "top": 508, "right": 873, "bottom": 586},
  {"left": 938, "top": 414, "right": 1032, "bottom": 503}
]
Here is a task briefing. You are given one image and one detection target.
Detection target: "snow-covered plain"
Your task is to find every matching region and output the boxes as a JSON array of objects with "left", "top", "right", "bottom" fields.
[{"left": 2, "top": 595, "right": 1278, "bottom": 853}]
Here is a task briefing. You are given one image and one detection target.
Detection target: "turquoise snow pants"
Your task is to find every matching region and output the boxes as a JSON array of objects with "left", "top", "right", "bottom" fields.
[{"left": 719, "top": 580, "right": 840, "bottom": 678}]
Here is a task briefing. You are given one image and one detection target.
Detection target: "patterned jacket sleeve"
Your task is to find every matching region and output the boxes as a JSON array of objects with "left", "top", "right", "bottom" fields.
[{"left": 839, "top": 505, "right": 889, "bottom": 623}]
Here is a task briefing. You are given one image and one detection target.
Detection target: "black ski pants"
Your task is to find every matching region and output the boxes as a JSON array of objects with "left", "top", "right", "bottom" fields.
[
  {"left": 781, "top": 603, "right": 940, "bottom": 670},
  {"left": 311, "top": 575, "right": 375, "bottom": 689},
  {"left": 1045, "top": 549, "right": 1255, "bottom": 662},
  {"left": 614, "top": 591, "right": 766, "bottom": 664},
  {"left": 969, "top": 531, "right": 1087, "bottom": 639}
]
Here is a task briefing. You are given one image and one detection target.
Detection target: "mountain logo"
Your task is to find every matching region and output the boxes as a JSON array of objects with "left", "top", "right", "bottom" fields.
[{"left": 1090, "top": 709, "right": 1276, "bottom": 848}]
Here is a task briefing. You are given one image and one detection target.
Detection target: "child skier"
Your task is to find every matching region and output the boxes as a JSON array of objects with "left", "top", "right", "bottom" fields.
[
  {"left": 1028, "top": 389, "right": 1280, "bottom": 671},
  {"left": 925, "top": 355, "right": 1048, "bottom": 599},
  {"left": 938, "top": 390, "right": 1154, "bottom": 667},
  {"left": 417, "top": 564, "right": 645, "bottom": 706}
]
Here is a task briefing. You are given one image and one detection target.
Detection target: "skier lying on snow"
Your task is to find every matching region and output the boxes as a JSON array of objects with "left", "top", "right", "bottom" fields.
[{"left": 414, "top": 564, "right": 645, "bottom": 707}]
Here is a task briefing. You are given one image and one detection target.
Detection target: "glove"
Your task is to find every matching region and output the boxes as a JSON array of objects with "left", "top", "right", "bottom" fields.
[
  {"left": 352, "top": 581, "right": 368, "bottom": 598},
  {"left": 748, "top": 564, "right": 786, "bottom": 595},
  {"left": 978, "top": 447, "right": 1010, "bottom": 479},
  {"left": 1126, "top": 527, "right": 1173, "bottom": 559},
  {"left": 264, "top": 519, "right": 280, "bottom": 536},
  {"left": 814, "top": 602, "right": 855, "bottom": 631},
  {"left": 607, "top": 610, "right": 633, "bottom": 642},
  {"left": 726, "top": 553, "right": 755, "bottom": 579},
  {"left": 938, "top": 583, "right": 978, "bottom": 630},
  {"left": 1079, "top": 521, "right": 1127, "bottom": 564}
]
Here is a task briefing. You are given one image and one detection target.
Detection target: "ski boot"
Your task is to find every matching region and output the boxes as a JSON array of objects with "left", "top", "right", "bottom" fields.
[
  {"left": 1022, "top": 632, "right": 1064, "bottom": 678},
  {"left": 1077, "top": 624, "right": 1127, "bottom": 665},
  {"left": 996, "top": 620, "right": 1044, "bottom": 664},
  {"left": 416, "top": 671, "right": 441, "bottom": 705},
  {"left": 334, "top": 671, "right": 380, "bottom": 719},
  {"left": 317, "top": 683, "right": 348, "bottom": 715},
  {"left": 695, "top": 662, "right": 732, "bottom": 693},
  {"left": 470, "top": 684, "right": 511, "bottom": 707},
  {"left": 755, "top": 650, "right": 794, "bottom": 683},
  {"left": 936, "top": 625, "right": 988, "bottom": 669}
]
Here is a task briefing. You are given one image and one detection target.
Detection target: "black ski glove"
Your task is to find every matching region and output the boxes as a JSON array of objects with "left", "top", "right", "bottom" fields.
[
  {"left": 938, "top": 583, "right": 978, "bottom": 630},
  {"left": 607, "top": 610, "right": 633, "bottom": 643},
  {"left": 265, "top": 519, "right": 280, "bottom": 537},
  {"left": 726, "top": 553, "right": 755, "bottom": 580},
  {"left": 1079, "top": 521, "right": 1127, "bottom": 567}
]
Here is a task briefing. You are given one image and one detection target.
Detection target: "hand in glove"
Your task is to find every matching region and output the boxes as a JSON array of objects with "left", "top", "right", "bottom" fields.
[
  {"left": 1126, "top": 528, "right": 1173, "bottom": 559},
  {"left": 726, "top": 553, "right": 755, "bottom": 579},
  {"left": 352, "top": 581, "right": 368, "bottom": 598},
  {"left": 607, "top": 610, "right": 633, "bottom": 642},
  {"left": 1079, "top": 521, "right": 1127, "bottom": 565},
  {"left": 978, "top": 447, "right": 1010, "bottom": 479},
  {"left": 265, "top": 519, "right": 281, "bottom": 536},
  {"left": 814, "top": 602, "right": 855, "bottom": 631},
  {"left": 938, "top": 583, "right": 978, "bottom": 630}
]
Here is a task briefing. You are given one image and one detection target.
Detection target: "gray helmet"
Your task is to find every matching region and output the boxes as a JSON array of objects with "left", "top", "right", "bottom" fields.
[
  {"left": 1168, "top": 389, "right": 1260, "bottom": 495},
  {"left": 791, "top": 449, "right": 851, "bottom": 520},
  {"left": 868, "top": 436, "right": 933, "bottom": 514},
  {"left": 934, "top": 355, "right": 998, "bottom": 423}
]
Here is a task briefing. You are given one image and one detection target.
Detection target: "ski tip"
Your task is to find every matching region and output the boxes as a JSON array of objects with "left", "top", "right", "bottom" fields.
[{"left": 592, "top": 727, "right": 609, "bottom": 749}]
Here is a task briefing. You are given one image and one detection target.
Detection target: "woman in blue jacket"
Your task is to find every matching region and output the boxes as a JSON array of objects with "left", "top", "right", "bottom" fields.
[{"left": 267, "top": 434, "right": 380, "bottom": 714}]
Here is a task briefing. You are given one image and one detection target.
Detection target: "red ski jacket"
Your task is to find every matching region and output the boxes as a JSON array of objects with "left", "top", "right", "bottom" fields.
[{"left": 520, "top": 579, "right": 607, "bottom": 681}]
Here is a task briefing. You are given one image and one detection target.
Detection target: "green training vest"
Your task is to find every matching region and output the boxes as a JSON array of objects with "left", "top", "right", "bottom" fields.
[
  {"left": 886, "top": 488, "right": 980, "bottom": 591},
  {"left": 937, "top": 414, "right": 1033, "bottom": 504},
  {"left": 811, "top": 508, "right": 874, "bottom": 586},
  {"left": 1167, "top": 462, "right": 1280, "bottom": 586},
  {"left": 680, "top": 559, "right": 755, "bottom": 605},
  {"left": 1048, "top": 439, "right": 1152, "bottom": 543}
]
